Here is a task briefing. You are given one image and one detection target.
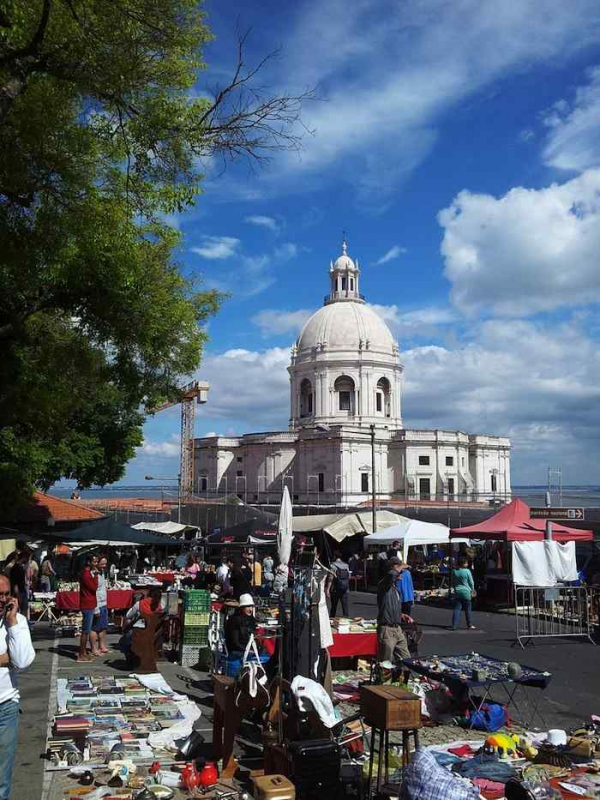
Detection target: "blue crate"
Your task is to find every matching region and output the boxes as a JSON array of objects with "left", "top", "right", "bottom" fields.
[{"left": 218, "top": 652, "right": 271, "bottom": 678}]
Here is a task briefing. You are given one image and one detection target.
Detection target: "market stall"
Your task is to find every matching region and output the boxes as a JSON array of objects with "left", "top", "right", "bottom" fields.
[
  {"left": 451, "top": 499, "right": 594, "bottom": 608},
  {"left": 55, "top": 588, "right": 134, "bottom": 611},
  {"left": 364, "top": 518, "right": 468, "bottom": 562}
]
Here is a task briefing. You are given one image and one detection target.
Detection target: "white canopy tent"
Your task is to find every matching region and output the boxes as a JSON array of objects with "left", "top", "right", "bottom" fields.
[
  {"left": 131, "top": 521, "right": 196, "bottom": 536},
  {"left": 363, "top": 519, "right": 469, "bottom": 562},
  {"left": 292, "top": 510, "right": 405, "bottom": 543}
]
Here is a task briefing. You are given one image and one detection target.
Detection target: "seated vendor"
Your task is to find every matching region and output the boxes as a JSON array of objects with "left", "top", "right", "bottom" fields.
[
  {"left": 225, "top": 593, "right": 258, "bottom": 658},
  {"left": 121, "top": 587, "right": 165, "bottom": 666}
]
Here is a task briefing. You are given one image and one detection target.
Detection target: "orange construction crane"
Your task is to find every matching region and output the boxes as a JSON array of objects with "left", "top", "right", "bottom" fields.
[{"left": 152, "top": 380, "right": 209, "bottom": 495}]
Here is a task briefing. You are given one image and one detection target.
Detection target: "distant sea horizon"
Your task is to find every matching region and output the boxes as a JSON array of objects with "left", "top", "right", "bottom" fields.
[{"left": 51, "top": 483, "right": 600, "bottom": 506}]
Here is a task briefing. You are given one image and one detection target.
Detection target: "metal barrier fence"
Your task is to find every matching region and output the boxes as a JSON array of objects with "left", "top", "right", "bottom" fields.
[{"left": 514, "top": 585, "right": 596, "bottom": 649}]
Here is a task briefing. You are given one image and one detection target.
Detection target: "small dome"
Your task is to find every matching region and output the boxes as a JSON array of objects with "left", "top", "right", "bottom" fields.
[
  {"left": 296, "top": 302, "right": 397, "bottom": 356},
  {"left": 332, "top": 238, "right": 357, "bottom": 271},
  {"left": 333, "top": 253, "right": 356, "bottom": 271}
]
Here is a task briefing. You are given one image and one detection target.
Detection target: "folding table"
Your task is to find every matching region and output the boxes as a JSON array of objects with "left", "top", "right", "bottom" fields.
[{"left": 403, "top": 653, "right": 551, "bottom": 730}]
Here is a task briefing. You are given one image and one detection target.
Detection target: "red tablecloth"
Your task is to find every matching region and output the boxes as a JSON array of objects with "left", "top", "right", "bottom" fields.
[
  {"left": 328, "top": 631, "right": 377, "bottom": 658},
  {"left": 148, "top": 572, "right": 176, "bottom": 584},
  {"left": 55, "top": 589, "right": 134, "bottom": 611}
]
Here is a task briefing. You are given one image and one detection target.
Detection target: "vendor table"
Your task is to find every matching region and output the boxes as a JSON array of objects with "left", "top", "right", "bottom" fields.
[
  {"left": 147, "top": 571, "right": 176, "bottom": 584},
  {"left": 55, "top": 588, "right": 134, "bottom": 611},
  {"left": 403, "top": 653, "right": 551, "bottom": 729},
  {"left": 411, "top": 570, "right": 449, "bottom": 590},
  {"left": 31, "top": 593, "right": 60, "bottom": 625},
  {"left": 329, "top": 631, "right": 377, "bottom": 658}
]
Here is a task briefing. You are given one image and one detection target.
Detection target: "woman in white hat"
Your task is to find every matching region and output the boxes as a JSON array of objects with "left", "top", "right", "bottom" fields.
[{"left": 225, "top": 593, "right": 259, "bottom": 658}]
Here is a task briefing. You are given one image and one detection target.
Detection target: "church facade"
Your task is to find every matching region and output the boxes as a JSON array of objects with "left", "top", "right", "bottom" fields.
[{"left": 194, "top": 241, "right": 511, "bottom": 506}]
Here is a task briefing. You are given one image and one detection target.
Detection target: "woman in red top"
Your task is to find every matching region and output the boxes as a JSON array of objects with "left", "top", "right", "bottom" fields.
[{"left": 78, "top": 554, "right": 99, "bottom": 662}]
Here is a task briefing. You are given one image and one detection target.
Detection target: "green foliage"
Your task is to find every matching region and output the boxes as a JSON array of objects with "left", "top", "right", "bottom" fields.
[{"left": 0, "top": 1, "right": 229, "bottom": 511}]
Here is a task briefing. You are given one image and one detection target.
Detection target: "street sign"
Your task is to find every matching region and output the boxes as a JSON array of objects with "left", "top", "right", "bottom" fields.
[{"left": 530, "top": 507, "right": 585, "bottom": 521}]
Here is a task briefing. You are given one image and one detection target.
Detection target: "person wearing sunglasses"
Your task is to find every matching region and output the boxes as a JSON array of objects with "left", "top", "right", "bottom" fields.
[{"left": 0, "top": 573, "right": 35, "bottom": 800}]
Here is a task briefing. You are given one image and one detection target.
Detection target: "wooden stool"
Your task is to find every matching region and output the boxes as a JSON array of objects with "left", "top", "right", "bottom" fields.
[{"left": 360, "top": 685, "right": 422, "bottom": 799}]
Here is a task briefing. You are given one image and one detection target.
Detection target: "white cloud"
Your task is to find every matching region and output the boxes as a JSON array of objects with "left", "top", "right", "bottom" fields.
[
  {"left": 438, "top": 169, "right": 600, "bottom": 316},
  {"left": 369, "top": 304, "right": 458, "bottom": 340},
  {"left": 374, "top": 245, "right": 407, "bottom": 265},
  {"left": 245, "top": 215, "right": 280, "bottom": 232},
  {"left": 202, "top": 241, "right": 300, "bottom": 298},
  {"left": 137, "top": 436, "right": 180, "bottom": 458},
  {"left": 244, "top": 0, "right": 600, "bottom": 206},
  {"left": 543, "top": 67, "right": 600, "bottom": 172},
  {"left": 252, "top": 309, "right": 313, "bottom": 337},
  {"left": 191, "top": 236, "right": 240, "bottom": 260},
  {"left": 197, "top": 347, "right": 291, "bottom": 428},
  {"left": 401, "top": 317, "right": 600, "bottom": 480}
]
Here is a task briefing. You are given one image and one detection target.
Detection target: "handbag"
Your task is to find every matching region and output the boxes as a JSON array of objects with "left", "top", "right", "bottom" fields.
[{"left": 235, "top": 634, "right": 270, "bottom": 709}]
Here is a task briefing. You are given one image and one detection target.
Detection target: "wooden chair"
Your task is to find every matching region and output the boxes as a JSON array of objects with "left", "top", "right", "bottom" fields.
[{"left": 131, "top": 614, "right": 163, "bottom": 673}]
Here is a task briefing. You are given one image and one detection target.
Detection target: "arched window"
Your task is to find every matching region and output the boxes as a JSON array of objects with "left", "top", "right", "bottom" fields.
[
  {"left": 334, "top": 375, "right": 355, "bottom": 413},
  {"left": 300, "top": 378, "right": 313, "bottom": 418},
  {"left": 376, "top": 377, "right": 391, "bottom": 417}
]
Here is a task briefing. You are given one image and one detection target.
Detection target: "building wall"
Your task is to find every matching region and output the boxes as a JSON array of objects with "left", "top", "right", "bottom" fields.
[{"left": 194, "top": 427, "right": 511, "bottom": 506}]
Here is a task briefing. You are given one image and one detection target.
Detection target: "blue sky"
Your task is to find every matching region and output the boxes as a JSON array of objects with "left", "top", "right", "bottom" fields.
[{"left": 95, "top": 0, "right": 600, "bottom": 487}]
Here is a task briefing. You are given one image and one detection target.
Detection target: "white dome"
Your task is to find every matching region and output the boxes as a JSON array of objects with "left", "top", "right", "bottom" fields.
[
  {"left": 296, "top": 301, "right": 397, "bottom": 356},
  {"left": 333, "top": 253, "right": 356, "bottom": 271}
]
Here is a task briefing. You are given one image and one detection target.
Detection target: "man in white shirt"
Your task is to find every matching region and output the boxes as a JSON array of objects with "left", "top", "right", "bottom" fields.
[
  {"left": 0, "top": 574, "right": 35, "bottom": 800},
  {"left": 216, "top": 556, "right": 231, "bottom": 587}
]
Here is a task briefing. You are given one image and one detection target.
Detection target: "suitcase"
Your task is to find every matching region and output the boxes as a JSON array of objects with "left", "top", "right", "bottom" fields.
[
  {"left": 287, "top": 739, "right": 341, "bottom": 787},
  {"left": 252, "top": 774, "right": 296, "bottom": 800}
]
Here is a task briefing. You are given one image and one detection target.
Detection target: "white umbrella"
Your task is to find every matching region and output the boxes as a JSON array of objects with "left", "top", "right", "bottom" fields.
[{"left": 274, "top": 486, "right": 293, "bottom": 593}]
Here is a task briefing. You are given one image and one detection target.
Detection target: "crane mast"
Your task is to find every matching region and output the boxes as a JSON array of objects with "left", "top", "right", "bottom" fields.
[{"left": 152, "top": 380, "right": 209, "bottom": 496}]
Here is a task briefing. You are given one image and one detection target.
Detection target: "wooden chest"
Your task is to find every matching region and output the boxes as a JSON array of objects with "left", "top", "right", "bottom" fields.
[{"left": 360, "top": 685, "right": 421, "bottom": 730}]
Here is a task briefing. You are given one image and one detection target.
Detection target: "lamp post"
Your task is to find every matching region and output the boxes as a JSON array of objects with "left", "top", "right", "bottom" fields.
[
  {"left": 145, "top": 473, "right": 181, "bottom": 522},
  {"left": 316, "top": 422, "right": 379, "bottom": 532}
]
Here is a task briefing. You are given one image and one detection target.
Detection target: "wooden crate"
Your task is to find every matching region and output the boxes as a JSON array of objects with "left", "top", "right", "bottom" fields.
[{"left": 360, "top": 685, "right": 421, "bottom": 730}]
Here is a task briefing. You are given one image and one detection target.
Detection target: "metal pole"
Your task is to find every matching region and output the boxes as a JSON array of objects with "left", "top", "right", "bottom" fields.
[
  {"left": 545, "top": 520, "right": 553, "bottom": 541},
  {"left": 371, "top": 424, "right": 376, "bottom": 533},
  {"left": 177, "top": 473, "right": 181, "bottom": 523}
]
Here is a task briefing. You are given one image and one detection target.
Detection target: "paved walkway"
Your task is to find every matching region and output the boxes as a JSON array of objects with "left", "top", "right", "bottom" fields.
[{"left": 11, "top": 595, "right": 600, "bottom": 799}]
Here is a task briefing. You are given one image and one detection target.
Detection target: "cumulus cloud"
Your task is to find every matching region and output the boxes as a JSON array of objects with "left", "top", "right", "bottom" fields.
[
  {"left": 374, "top": 245, "right": 407, "bottom": 265},
  {"left": 369, "top": 304, "right": 457, "bottom": 341},
  {"left": 401, "top": 317, "right": 600, "bottom": 480},
  {"left": 542, "top": 66, "right": 600, "bottom": 172},
  {"left": 252, "top": 309, "right": 313, "bottom": 337},
  {"left": 191, "top": 236, "right": 240, "bottom": 260},
  {"left": 245, "top": 215, "right": 280, "bottom": 232},
  {"left": 438, "top": 169, "right": 600, "bottom": 316},
  {"left": 137, "top": 436, "right": 180, "bottom": 458},
  {"left": 196, "top": 347, "right": 291, "bottom": 429}
]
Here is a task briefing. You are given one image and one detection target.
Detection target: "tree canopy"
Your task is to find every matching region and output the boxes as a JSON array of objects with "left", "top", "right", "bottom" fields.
[{"left": 0, "top": 1, "right": 309, "bottom": 511}]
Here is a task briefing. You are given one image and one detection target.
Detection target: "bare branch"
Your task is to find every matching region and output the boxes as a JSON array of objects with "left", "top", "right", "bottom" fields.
[{"left": 193, "top": 32, "right": 317, "bottom": 167}]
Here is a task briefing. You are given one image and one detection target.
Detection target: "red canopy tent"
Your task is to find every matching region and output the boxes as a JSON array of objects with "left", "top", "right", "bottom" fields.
[{"left": 450, "top": 498, "right": 593, "bottom": 542}]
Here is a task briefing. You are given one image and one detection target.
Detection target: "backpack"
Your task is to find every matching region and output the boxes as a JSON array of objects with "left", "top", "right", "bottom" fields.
[
  {"left": 333, "top": 563, "right": 350, "bottom": 592},
  {"left": 235, "top": 635, "right": 270, "bottom": 709}
]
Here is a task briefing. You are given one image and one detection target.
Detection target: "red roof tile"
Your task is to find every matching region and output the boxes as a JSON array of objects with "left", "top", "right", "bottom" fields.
[{"left": 14, "top": 492, "right": 105, "bottom": 524}]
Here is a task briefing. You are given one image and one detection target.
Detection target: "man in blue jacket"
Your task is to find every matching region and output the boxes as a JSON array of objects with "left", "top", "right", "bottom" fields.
[{"left": 398, "top": 562, "right": 415, "bottom": 617}]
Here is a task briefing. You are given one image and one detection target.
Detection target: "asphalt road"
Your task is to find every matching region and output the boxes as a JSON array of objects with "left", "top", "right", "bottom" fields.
[{"left": 10, "top": 595, "right": 600, "bottom": 799}]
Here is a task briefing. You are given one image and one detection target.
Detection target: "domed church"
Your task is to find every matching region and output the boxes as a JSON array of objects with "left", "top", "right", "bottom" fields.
[{"left": 194, "top": 241, "right": 511, "bottom": 506}]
